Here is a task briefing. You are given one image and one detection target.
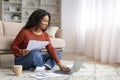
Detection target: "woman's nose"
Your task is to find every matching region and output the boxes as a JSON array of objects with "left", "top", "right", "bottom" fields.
[{"left": 45, "top": 22, "right": 48, "bottom": 25}]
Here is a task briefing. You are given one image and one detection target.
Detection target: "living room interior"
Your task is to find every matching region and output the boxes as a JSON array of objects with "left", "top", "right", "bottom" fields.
[{"left": 0, "top": 0, "right": 120, "bottom": 80}]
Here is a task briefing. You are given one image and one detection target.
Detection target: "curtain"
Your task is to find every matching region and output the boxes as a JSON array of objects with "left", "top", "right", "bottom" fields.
[{"left": 76, "top": 0, "right": 120, "bottom": 63}]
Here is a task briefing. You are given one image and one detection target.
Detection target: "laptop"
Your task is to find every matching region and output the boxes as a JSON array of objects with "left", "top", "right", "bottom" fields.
[{"left": 54, "top": 56, "right": 86, "bottom": 75}]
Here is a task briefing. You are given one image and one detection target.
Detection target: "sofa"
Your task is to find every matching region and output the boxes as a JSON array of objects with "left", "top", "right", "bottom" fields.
[{"left": 0, "top": 20, "right": 65, "bottom": 67}]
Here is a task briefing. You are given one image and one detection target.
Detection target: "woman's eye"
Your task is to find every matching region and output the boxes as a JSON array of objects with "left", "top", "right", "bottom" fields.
[{"left": 44, "top": 20, "right": 48, "bottom": 23}]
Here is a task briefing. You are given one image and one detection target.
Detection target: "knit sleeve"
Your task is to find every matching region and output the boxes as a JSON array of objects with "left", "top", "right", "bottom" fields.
[
  {"left": 10, "top": 29, "right": 26, "bottom": 56},
  {"left": 46, "top": 34, "right": 61, "bottom": 65}
]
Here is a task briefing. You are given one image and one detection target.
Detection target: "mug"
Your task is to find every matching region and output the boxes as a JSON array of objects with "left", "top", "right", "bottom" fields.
[{"left": 12, "top": 65, "right": 23, "bottom": 76}]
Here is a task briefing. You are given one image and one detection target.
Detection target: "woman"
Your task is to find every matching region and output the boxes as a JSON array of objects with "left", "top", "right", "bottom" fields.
[{"left": 11, "top": 9, "right": 70, "bottom": 71}]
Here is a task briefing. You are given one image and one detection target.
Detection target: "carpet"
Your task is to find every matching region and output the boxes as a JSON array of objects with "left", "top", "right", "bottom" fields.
[{"left": 0, "top": 60, "right": 120, "bottom": 80}]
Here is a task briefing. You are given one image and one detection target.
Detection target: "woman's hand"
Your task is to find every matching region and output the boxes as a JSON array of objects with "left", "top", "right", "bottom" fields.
[
  {"left": 19, "top": 49, "right": 30, "bottom": 56},
  {"left": 58, "top": 63, "right": 70, "bottom": 71}
]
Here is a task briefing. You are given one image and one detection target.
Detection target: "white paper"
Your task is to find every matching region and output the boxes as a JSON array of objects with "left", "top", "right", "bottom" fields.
[
  {"left": 31, "top": 73, "right": 62, "bottom": 79},
  {"left": 26, "top": 40, "right": 49, "bottom": 51}
]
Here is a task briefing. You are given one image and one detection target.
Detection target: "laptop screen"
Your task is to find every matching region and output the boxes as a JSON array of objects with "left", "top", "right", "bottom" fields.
[{"left": 70, "top": 56, "right": 86, "bottom": 73}]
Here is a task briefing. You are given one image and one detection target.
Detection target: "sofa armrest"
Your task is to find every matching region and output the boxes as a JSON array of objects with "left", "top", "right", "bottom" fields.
[{"left": 55, "top": 29, "right": 63, "bottom": 39}]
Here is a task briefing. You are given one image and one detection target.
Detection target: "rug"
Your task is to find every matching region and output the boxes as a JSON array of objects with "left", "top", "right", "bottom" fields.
[{"left": 0, "top": 60, "right": 120, "bottom": 80}]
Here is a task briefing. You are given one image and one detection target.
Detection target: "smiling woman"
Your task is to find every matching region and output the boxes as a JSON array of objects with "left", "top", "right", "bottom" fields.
[{"left": 10, "top": 9, "right": 70, "bottom": 71}]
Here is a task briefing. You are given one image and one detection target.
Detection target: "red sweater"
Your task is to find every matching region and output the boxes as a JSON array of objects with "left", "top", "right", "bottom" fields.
[{"left": 11, "top": 29, "right": 60, "bottom": 64}]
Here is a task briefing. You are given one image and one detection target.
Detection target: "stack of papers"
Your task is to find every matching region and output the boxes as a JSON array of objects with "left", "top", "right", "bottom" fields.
[
  {"left": 31, "top": 73, "right": 62, "bottom": 79},
  {"left": 26, "top": 40, "right": 49, "bottom": 51}
]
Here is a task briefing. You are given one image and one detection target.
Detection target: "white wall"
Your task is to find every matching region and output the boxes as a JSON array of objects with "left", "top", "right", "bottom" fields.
[{"left": 61, "top": 0, "right": 78, "bottom": 53}]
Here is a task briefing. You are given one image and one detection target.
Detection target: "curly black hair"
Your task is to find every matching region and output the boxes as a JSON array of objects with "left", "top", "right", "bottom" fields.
[{"left": 23, "top": 9, "right": 51, "bottom": 31}]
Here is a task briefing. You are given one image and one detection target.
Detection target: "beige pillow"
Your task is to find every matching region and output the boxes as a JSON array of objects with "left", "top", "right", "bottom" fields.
[
  {"left": 55, "top": 29, "right": 63, "bottom": 38},
  {"left": 46, "top": 27, "right": 58, "bottom": 38}
]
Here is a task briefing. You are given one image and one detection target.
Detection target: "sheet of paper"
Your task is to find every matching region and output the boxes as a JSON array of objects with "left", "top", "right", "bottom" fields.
[
  {"left": 31, "top": 73, "right": 62, "bottom": 79},
  {"left": 26, "top": 40, "right": 49, "bottom": 51}
]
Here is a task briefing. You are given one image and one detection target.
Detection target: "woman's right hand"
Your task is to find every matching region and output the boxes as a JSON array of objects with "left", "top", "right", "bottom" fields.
[
  {"left": 19, "top": 49, "right": 30, "bottom": 56},
  {"left": 58, "top": 63, "right": 70, "bottom": 71}
]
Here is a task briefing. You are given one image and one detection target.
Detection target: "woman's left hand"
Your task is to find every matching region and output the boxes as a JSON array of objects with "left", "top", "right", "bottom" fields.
[{"left": 19, "top": 49, "right": 30, "bottom": 56}]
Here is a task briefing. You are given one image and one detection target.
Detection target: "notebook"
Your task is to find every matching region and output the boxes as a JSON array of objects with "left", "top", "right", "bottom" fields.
[{"left": 54, "top": 56, "right": 86, "bottom": 75}]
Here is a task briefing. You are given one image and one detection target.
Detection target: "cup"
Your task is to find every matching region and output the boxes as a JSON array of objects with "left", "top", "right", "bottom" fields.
[{"left": 12, "top": 65, "right": 23, "bottom": 76}]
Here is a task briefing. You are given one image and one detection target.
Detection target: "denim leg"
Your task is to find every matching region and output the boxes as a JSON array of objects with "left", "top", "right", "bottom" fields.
[
  {"left": 15, "top": 50, "right": 44, "bottom": 70},
  {"left": 43, "top": 50, "right": 62, "bottom": 69}
]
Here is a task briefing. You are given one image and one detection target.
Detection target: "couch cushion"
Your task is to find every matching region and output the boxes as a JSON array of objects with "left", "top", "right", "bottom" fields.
[
  {"left": 0, "top": 37, "right": 65, "bottom": 50},
  {"left": 0, "top": 37, "right": 65, "bottom": 53},
  {"left": 0, "top": 20, "right": 3, "bottom": 36},
  {"left": 3, "top": 22, "right": 25, "bottom": 37}
]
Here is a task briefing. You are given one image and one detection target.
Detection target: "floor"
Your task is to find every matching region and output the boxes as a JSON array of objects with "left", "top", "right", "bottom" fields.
[
  {"left": 0, "top": 53, "right": 120, "bottom": 80},
  {"left": 62, "top": 53, "right": 120, "bottom": 67},
  {"left": 1, "top": 60, "right": 120, "bottom": 80}
]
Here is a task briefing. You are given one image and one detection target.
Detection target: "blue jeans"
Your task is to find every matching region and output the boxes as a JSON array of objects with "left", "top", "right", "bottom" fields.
[{"left": 15, "top": 50, "right": 62, "bottom": 70}]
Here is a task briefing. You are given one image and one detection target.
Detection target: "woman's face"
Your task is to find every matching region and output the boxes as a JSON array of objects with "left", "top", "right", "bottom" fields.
[{"left": 39, "top": 15, "right": 49, "bottom": 31}]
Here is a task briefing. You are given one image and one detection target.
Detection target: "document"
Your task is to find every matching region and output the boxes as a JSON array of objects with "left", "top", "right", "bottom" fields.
[
  {"left": 31, "top": 73, "right": 62, "bottom": 79},
  {"left": 26, "top": 40, "right": 49, "bottom": 51}
]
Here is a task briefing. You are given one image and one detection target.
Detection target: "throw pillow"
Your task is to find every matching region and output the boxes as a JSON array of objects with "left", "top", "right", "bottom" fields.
[
  {"left": 55, "top": 29, "right": 63, "bottom": 38},
  {"left": 46, "top": 27, "right": 58, "bottom": 38}
]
